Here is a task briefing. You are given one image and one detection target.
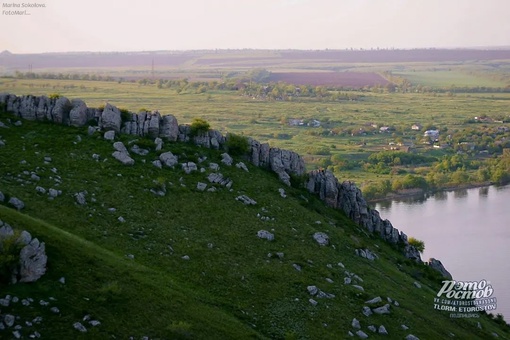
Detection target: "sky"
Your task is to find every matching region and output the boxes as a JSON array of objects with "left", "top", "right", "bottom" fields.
[{"left": 1, "top": 0, "right": 509, "bottom": 53}]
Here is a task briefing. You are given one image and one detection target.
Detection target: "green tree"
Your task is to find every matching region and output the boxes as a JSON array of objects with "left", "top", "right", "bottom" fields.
[{"left": 408, "top": 237, "right": 425, "bottom": 253}]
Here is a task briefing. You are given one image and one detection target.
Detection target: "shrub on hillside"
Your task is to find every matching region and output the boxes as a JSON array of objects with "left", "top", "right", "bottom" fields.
[
  {"left": 0, "top": 231, "right": 22, "bottom": 284},
  {"left": 190, "top": 118, "right": 210, "bottom": 136},
  {"left": 408, "top": 237, "right": 425, "bottom": 253},
  {"left": 48, "top": 93, "right": 61, "bottom": 100},
  {"left": 226, "top": 133, "right": 250, "bottom": 156}
]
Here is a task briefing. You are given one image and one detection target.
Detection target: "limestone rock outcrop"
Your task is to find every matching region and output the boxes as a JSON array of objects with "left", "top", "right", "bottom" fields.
[{"left": 305, "top": 169, "right": 421, "bottom": 262}]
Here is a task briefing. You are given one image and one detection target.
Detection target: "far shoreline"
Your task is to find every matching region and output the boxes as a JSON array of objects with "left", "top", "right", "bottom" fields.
[{"left": 367, "top": 181, "right": 495, "bottom": 204}]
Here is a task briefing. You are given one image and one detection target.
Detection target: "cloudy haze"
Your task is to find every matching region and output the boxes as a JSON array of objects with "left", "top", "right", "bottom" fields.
[{"left": 1, "top": 0, "right": 509, "bottom": 53}]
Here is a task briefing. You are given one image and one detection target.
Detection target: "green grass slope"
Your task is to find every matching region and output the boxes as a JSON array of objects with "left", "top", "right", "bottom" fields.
[{"left": 0, "top": 110, "right": 509, "bottom": 339}]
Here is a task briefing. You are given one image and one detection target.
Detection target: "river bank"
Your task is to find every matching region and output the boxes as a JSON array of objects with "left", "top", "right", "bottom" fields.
[{"left": 367, "top": 181, "right": 494, "bottom": 203}]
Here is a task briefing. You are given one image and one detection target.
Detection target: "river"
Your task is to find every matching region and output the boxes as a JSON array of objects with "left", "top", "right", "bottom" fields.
[{"left": 375, "top": 185, "right": 510, "bottom": 320}]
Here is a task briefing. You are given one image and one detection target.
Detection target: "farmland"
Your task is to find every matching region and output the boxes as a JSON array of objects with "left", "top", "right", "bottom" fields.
[{"left": 1, "top": 48, "right": 510, "bottom": 199}]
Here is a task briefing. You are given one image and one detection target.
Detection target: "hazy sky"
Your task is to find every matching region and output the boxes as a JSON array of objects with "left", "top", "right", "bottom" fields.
[{"left": 1, "top": 0, "right": 509, "bottom": 53}]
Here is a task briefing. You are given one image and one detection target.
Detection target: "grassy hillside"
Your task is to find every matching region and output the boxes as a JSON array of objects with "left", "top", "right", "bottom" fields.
[{"left": 0, "top": 110, "right": 509, "bottom": 339}]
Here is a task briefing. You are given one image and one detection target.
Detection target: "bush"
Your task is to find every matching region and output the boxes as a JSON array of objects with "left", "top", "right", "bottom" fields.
[
  {"left": 119, "top": 108, "right": 131, "bottom": 123},
  {"left": 48, "top": 93, "right": 61, "bottom": 100},
  {"left": 190, "top": 118, "right": 210, "bottom": 136},
  {"left": 408, "top": 237, "right": 425, "bottom": 253},
  {"left": 226, "top": 133, "right": 250, "bottom": 156},
  {"left": 0, "top": 231, "right": 22, "bottom": 284}
]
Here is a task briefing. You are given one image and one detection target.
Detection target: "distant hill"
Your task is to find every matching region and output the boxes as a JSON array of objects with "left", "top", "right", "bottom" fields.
[{"left": 1, "top": 49, "right": 510, "bottom": 71}]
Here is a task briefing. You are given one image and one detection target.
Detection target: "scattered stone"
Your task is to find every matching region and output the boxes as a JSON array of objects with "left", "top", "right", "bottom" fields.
[
  {"left": 44, "top": 156, "right": 52, "bottom": 162},
  {"left": 325, "top": 278, "right": 334, "bottom": 284},
  {"left": 152, "top": 160, "right": 162, "bottom": 169},
  {"left": 73, "top": 322, "right": 87, "bottom": 332},
  {"left": 344, "top": 277, "right": 352, "bottom": 285},
  {"left": 373, "top": 304, "right": 391, "bottom": 315},
  {"left": 0, "top": 298, "right": 9, "bottom": 307},
  {"left": 50, "top": 307, "right": 60, "bottom": 313},
  {"left": 236, "top": 195, "right": 257, "bottom": 205},
  {"left": 356, "top": 248, "right": 378, "bottom": 261},
  {"left": 405, "top": 335, "right": 419, "bottom": 340},
  {"left": 313, "top": 232, "right": 329, "bottom": 246},
  {"left": 365, "top": 296, "right": 382, "bottom": 304},
  {"left": 362, "top": 306, "right": 373, "bottom": 317},
  {"left": 196, "top": 182, "right": 207, "bottom": 191},
  {"left": 8, "top": 197, "right": 25, "bottom": 210},
  {"left": 4, "top": 314, "right": 15, "bottom": 327},
  {"left": 309, "top": 298, "right": 318, "bottom": 306},
  {"left": 278, "top": 188, "right": 287, "bottom": 198},
  {"left": 293, "top": 264, "right": 302, "bottom": 272},
  {"left": 154, "top": 138, "right": 163, "bottom": 151},
  {"left": 378, "top": 325, "right": 388, "bottom": 335},
  {"left": 368, "top": 325, "right": 377, "bottom": 332},
  {"left": 12, "top": 330, "right": 21, "bottom": 339},
  {"left": 75, "top": 192, "right": 87, "bottom": 205},
  {"left": 352, "top": 318, "right": 361, "bottom": 329},
  {"left": 126, "top": 254, "right": 134, "bottom": 260},
  {"left": 307, "top": 285, "right": 318, "bottom": 296},
  {"left": 118, "top": 216, "right": 125, "bottom": 223},
  {"left": 14, "top": 120, "right": 22, "bottom": 126},
  {"left": 131, "top": 145, "right": 149, "bottom": 156},
  {"left": 257, "top": 230, "right": 274, "bottom": 241},
  {"left": 31, "top": 173, "right": 41, "bottom": 181},
  {"left": 88, "top": 126, "right": 98, "bottom": 135},
  {"left": 182, "top": 255, "right": 190, "bottom": 260},
  {"left": 356, "top": 330, "right": 368, "bottom": 339},
  {"left": 104, "top": 130, "right": 115, "bottom": 140},
  {"left": 48, "top": 188, "right": 60, "bottom": 198},
  {"left": 352, "top": 285, "right": 364, "bottom": 291},
  {"left": 112, "top": 150, "right": 135, "bottom": 165},
  {"left": 22, "top": 299, "right": 30, "bottom": 306},
  {"left": 35, "top": 186, "right": 46, "bottom": 194},
  {"left": 413, "top": 281, "right": 422, "bottom": 289},
  {"left": 39, "top": 299, "right": 49, "bottom": 306},
  {"left": 221, "top": 153, "right": 233, "bottom": 166},
  {"left": 159, "top": 151, "right": 178, "bottom": 168},
  {"left": 235, "top": 162, "right": 249, "bottom": 172},
  {"left": 182, "top": 162, "right": 198, "bottom": 174},
  {"left": 209, "top": 163, "right": 220, "bottom": 171},
  {"left": 401, "top": 325, "right": 409, "bottom": 330},
  {"left": 276, "top": 252, "right": 284, "bottom": 259},
  {"left": 348, "top": 331, "right": 354, "bottom": 337},
  {"left": 89, "top": 320, "right": 101, "bottom": 327},
  {"left": 59, "top": 277, "right": 66, "bottom": 284}
]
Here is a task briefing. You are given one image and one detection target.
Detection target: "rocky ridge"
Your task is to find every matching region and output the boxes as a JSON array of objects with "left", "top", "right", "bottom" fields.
[{"left": 0, "top": 93, "right": 428, "bottom": 264}]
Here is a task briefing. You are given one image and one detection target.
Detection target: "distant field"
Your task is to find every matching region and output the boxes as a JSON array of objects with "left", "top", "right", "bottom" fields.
[
  {"left": 268, "top": 71, "right": 389, "bottom": 87},
  {"left": 395, "top": 70, "right": 509, "bottom": 88}
]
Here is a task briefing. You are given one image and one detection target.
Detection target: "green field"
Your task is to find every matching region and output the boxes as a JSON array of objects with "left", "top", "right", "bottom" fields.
[
  {"left": 394, "top": 70, "right": 509, "bottom": 88},
  {"left": 1, "top": 111, "right": 509, "bottom": 338},
  {"left": 2, "top": 77, "right": 510, "bottom": 193}
]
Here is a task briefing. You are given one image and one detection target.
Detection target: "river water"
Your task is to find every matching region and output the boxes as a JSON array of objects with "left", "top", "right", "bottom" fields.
[{"left": 375, "top": 185, "right": 510, "bottom": 319}]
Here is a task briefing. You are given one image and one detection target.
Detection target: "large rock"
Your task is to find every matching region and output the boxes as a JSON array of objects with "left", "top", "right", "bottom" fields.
[
  {"left": 69, "top": 99, "right": 89, "bottom": 127},
  {"left": 112, "top": 151, "right": 135, "bottom": 165},
  {"left": 404, "top": 245, "right": 422, "bottom": 263},
  {"left": 18, "top": 238, "right": 47, "bottom": 283},
  {"left": 159, "top": 114, "right": 179, "bottom": 141},
  {"left": 8, "top": 197, "right": 25, "bottom": 210},
  {"left": 51, "top": 96, "right": 71, "bottom": 124},
  {"left": 428, "top": 258, "right": 453, "bottom": 279},
  {"left": 313, "top": 232, "right": 329, "bottom": 246},
  {"left": 100, "top": 103, "right": 122, "bottom": 132},
  {"left": 148, "top": 111, "right": 161, "bottom": 138},
  {"left": 159, "top": 151, "right": 178, "bottom": 168}
]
